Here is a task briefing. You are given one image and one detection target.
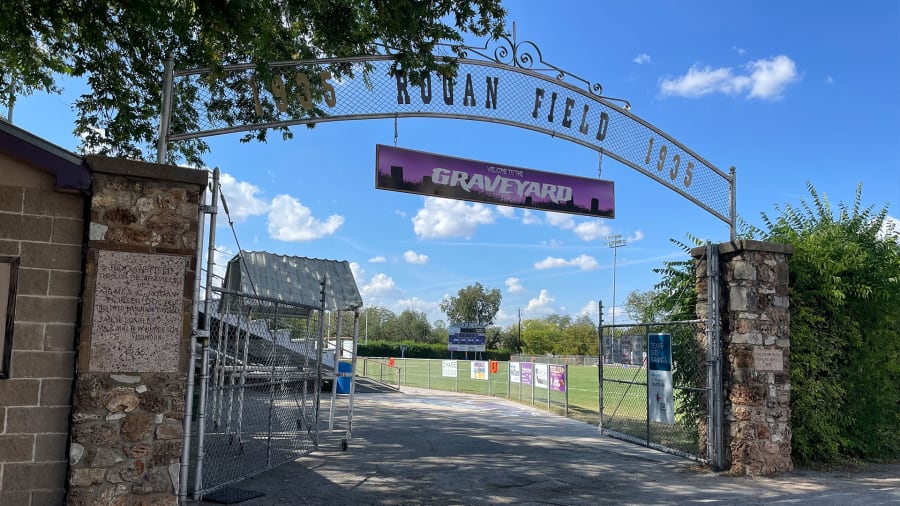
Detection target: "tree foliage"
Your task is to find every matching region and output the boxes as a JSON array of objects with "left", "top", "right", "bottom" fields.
[
  {"left": 0, "top": 0, "right": 505, "bottom": 164},
  {"left": 520, "top": 314, "right": 597, "bottom": 356},
  {"left": 440, "top": 282, "right": 502, "bottom": 326},
  {"left": 744, "top": 182, "right": 900, "bottom": 465}
]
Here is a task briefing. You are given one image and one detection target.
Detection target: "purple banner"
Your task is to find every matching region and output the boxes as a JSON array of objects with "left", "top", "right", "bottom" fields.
[
  {"left": 376, "top": 145, "right": 615, "bottom": 218},
  {"left": 520, "top": 362, "right": 533, "bottom": 386},
  {"left": 549, "top": 365, "right": 567, "bottom": 392}
]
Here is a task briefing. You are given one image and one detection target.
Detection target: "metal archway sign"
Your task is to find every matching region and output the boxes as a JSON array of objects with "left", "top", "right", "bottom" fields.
[{"left": 158, "top": 33, "right": 735, "bottom": 238}]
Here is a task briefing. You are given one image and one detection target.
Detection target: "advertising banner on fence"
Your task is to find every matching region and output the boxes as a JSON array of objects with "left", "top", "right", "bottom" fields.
[
  {"left": 520, "top": 362, "right": 533, "bottom": 386},
  {"left": 534, "top": 363, "right": 549, "bottom": 389},
  {"left": 509, "top": 362, "right": 521, "bottom": 383},
  {"left": 549, "top": 365, "right": 567, "bottom": 392},
  {"left": 648, "top": 333, "right": 675, "bottom": 425},
  {"left": 448, "top": 323, "right": 486, "bottom": 352},
  {"left": 376, "top": 145, "right": 615, "bottom": 218},
  {"left": 442, "top": 360, "right": 458, "bottom": 378},
  {"left": 471, "top": 360, "right": 489, "bottom": 380}
]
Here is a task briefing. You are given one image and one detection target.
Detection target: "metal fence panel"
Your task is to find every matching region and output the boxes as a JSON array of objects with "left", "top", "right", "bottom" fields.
[
  {"left": 189, "top": 288, "right": 326, "bottom": 497},
  {"left": 600, "top": 320, "right": 709, "bottom": 461}
]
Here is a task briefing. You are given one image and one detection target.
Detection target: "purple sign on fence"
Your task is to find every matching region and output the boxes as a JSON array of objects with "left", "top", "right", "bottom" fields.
[
  {"left": 376, "top": 145, "right": 615, "bottom": 218},
  {"left": 549, "top": 365, "right": 566, "bottom": 392},
  {"left": 520, "top": 362, "right": 533, "bottom": 386}
]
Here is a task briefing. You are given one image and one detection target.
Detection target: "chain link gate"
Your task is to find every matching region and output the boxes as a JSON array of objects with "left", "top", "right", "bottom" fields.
[
  {"left": 187, "top": 287, "right": 327, "bottom": 499},
  {"left": 598, "top": 320, "right": 711, "bottom": 461},
  {"left": 598, "top": 245, "right": 723, "bottom": 466}
]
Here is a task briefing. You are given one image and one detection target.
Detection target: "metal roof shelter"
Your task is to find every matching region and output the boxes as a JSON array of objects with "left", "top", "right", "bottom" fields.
[{"left": 223, "top": 251, "right": 363, "bottom": 313}]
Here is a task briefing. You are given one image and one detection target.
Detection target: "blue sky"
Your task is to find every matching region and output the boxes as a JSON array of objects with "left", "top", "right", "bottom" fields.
[{"left": 12, "top": 0, "right": 900, "bottom": 328}]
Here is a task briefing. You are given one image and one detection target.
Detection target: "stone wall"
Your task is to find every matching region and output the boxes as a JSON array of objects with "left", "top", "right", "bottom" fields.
[
  {"left": 694, "top": 240, "right": 794, "bottom": 475},
  {"left": 67, "top": 157, "right": 207, "bottom": 505},
  {"left": 0, "top": 152, "right": 86, "bottom": 505}
]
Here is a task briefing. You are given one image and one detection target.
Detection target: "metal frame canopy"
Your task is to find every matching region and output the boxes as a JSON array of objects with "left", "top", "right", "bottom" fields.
[{"left": 159, "top": 31, "right": 736, "bottom": 238}]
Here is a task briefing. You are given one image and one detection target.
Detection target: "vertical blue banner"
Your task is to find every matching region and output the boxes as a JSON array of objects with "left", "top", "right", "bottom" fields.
[{"left": 648, "top": 333, "right": 675, "bottom": 425}]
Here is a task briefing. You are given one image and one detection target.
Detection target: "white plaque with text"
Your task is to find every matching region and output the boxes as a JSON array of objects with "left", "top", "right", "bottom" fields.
[
  {"left": 753, "top": 349, "right": 784, "bottom": 372},
  {"left": 89, "top": 251, "right": 186, "bottom": 372}
]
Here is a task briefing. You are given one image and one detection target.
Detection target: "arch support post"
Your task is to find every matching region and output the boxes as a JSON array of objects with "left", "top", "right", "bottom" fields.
[{"left": 693, "top": 240, "right": 794, "bottom": 475}]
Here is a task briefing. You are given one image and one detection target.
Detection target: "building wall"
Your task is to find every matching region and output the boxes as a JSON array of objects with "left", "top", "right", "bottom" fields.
[
  {"left": 66, "top": 157, "right": 205, "bottom": 505},
  {"left": 0, "top": 152, "right": 86, "bottom": 505}
]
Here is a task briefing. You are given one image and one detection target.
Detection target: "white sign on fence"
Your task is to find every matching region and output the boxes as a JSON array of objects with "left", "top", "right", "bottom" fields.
[
  {"left": 648, "top": 333, "right": 675, "bottom": 425},
  {"left": 509, "top": 362, "right": 521, "bottom": 383},
  {"left": 471, "top": 360, "right": 488, "bottom": 380},
  {"left": 534, "top": 363, "right": 549, "bottom": 389},
  {"left": 441, "top": 360, "right": 458, "bottom": 378}
]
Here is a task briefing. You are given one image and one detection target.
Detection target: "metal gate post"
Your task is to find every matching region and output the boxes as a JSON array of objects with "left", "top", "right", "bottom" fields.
[
  {"left": 178, "top": 169, "right": 210, "bottom": 504},
  {"left": 598, "top": 301, "right": 604, "bottom": 431},
  {"left": 705, "top": 242, "right": 724, "bottom": 469}
]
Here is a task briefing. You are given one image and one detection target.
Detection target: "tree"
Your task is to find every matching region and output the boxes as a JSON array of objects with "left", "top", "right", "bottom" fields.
[
  {"left": 1, "top": 1, "right": 506, "bottom": 164},
  {"left": 745, "top": 182, "right": 900, "bottom": 465},
  {"left": 440, "top": 282, "right": 502, "bottom": 325},
  {"left": 394, "top": 309, "right": 431, "bottom": 343},
  {"left": 623, "top": 289, "right": 666, "bottom": 323},
  {"left": 361, "top": 306, "right": 398, "bottom": 342}
]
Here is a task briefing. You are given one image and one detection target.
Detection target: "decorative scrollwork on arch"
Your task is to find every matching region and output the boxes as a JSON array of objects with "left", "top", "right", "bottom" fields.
[{"left": 372, "top": 27, "right": 631, "bottom": 110}]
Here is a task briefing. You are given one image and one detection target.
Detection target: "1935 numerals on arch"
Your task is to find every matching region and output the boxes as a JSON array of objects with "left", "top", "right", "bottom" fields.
[
  {"left": 249, "top": 71, "right": 337, "bottom": 116},
  {"left": 644, "top": 137, "right": 694, "bottom": 188}
]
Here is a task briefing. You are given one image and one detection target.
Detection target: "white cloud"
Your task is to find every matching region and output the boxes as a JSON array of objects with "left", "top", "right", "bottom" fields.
[
  {"left": 206, "top": 245, "right": 234, "bottom": 288},
  {"left": 660, "top": 65, "right": 750, "bottom": 98},
  {"left": 403, "top": 250, "right": 429, "bottom": 265},
  {"left": 267, "top": 194, "right": 344, "bottom": 241},
  {"left": 493, "top": 308, "right": 516, "bottom": 327},
  {"left": 526, "top": 289, "right": 556, "bottom": 315},
  {"left": 659, "top": 55, "right": 799, "bottom": 100},
  {"left": 505, "top": 276, "right": 525, "bottom": 294},
  {"left": 219, "top": 173, "right": 269, "bottom": 220},
  {"left": 746, "top": 55, "right": 800, "bottom": 99},
  {"left": 521, "top": 209, "right": 541, "bottom": 225},
  {"left": 349, "top": 262, "right": 365, "bottom": 284},
  {"left": 633, "top": 53, "right": 651, "bottom": 65},
  {"left": 495, "top": 205, "right": 516, "bottom": 218},
  {"left": 732, "top": 46, "right": 747, "bottom": 56},
  {"left": 878, "top": 215, "right": 899, "bottom": 241},
  {"left": 396, "top": 296, "right": 440, "bottom": 314},
  {"left": 534, "top": 256, "right": 569, "bottom": 270},
  {"left": 571, "top": 254, "right": 600, "bottom": 271},
  {"left": 574, "top": 220, "right": 612, "bottom": 241},
  {"left": 578, "top": 300, "right": 599, "bottom": 322},
  {"left": 534, "top": 254, "right": 599, "bottom": 271},
  {"left": 361, "top": 273, "right": 397, "bottom": 298},
  {"left": 626, "top": 230, "right": 645, "bottom": 243},
  {"left": 368, "top": 256, "right": 386, "bottom": 263},
  {"left": 606, "top": 304, "right": 628, "bottom": 324},
  {"left": 545, "top": 212, "right": 575, "bottom": 230},
  {"left": 412, "top": 197, "right": 495, "bottom": 239}
]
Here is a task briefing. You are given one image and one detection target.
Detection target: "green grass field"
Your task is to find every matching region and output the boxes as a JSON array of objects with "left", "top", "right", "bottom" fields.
[
  {"left": 358, "top": 357, "right": 701, "bottom": 454},
  {"left": 360, "top": 358, "right": 653, "bottom": 424}
]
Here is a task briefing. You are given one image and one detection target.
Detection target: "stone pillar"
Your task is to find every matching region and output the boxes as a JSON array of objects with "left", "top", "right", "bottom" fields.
[
  {"left": 693, "top": 240, "right": 793, "bottom": 475},
  {"left": 66, "top": 157, "right": 207, "bottom": 505}
]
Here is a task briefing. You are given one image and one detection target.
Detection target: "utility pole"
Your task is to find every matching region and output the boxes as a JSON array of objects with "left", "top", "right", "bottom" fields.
[
  {"left": 517, "top": 307, "right": 521, "bottom": 352},
  {"left": 607, "top": 235, "right": 626, "bottom": 327}
]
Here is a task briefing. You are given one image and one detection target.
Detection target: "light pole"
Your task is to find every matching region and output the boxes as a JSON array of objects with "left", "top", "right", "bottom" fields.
[{"left": 607, "top": 234, "right": 626, "bottom": 327}]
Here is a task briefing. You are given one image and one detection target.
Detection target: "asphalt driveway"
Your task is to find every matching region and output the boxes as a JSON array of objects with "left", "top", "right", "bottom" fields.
[{"left": 196, "top": 386, "right": 900, "bottom": 505}]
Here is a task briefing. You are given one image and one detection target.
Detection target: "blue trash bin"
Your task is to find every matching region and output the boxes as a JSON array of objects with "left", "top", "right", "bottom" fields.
[{"left": 336, "top": 361, "right": 353, "bottom": 394}]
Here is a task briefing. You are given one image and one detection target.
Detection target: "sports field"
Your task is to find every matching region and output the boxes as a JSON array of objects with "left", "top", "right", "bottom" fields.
[{"left": 359, "top": 358, "right": 650, "bottom": 426}]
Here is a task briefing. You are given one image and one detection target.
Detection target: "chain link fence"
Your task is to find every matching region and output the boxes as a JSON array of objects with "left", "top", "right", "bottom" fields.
[
  {"left": 168, "top": 48, "right": 733, "bottom": 227},
  {"left": 188, "top": 288, "right": 327, "bottom": 498},
  {"left": 600, "top": 320, "right": 709, "bottom": 461}
]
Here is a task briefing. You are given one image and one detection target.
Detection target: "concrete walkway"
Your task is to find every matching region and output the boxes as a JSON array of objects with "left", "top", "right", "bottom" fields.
[{"left": 196, "top": 387, "right": 900, "bottom": 505}]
